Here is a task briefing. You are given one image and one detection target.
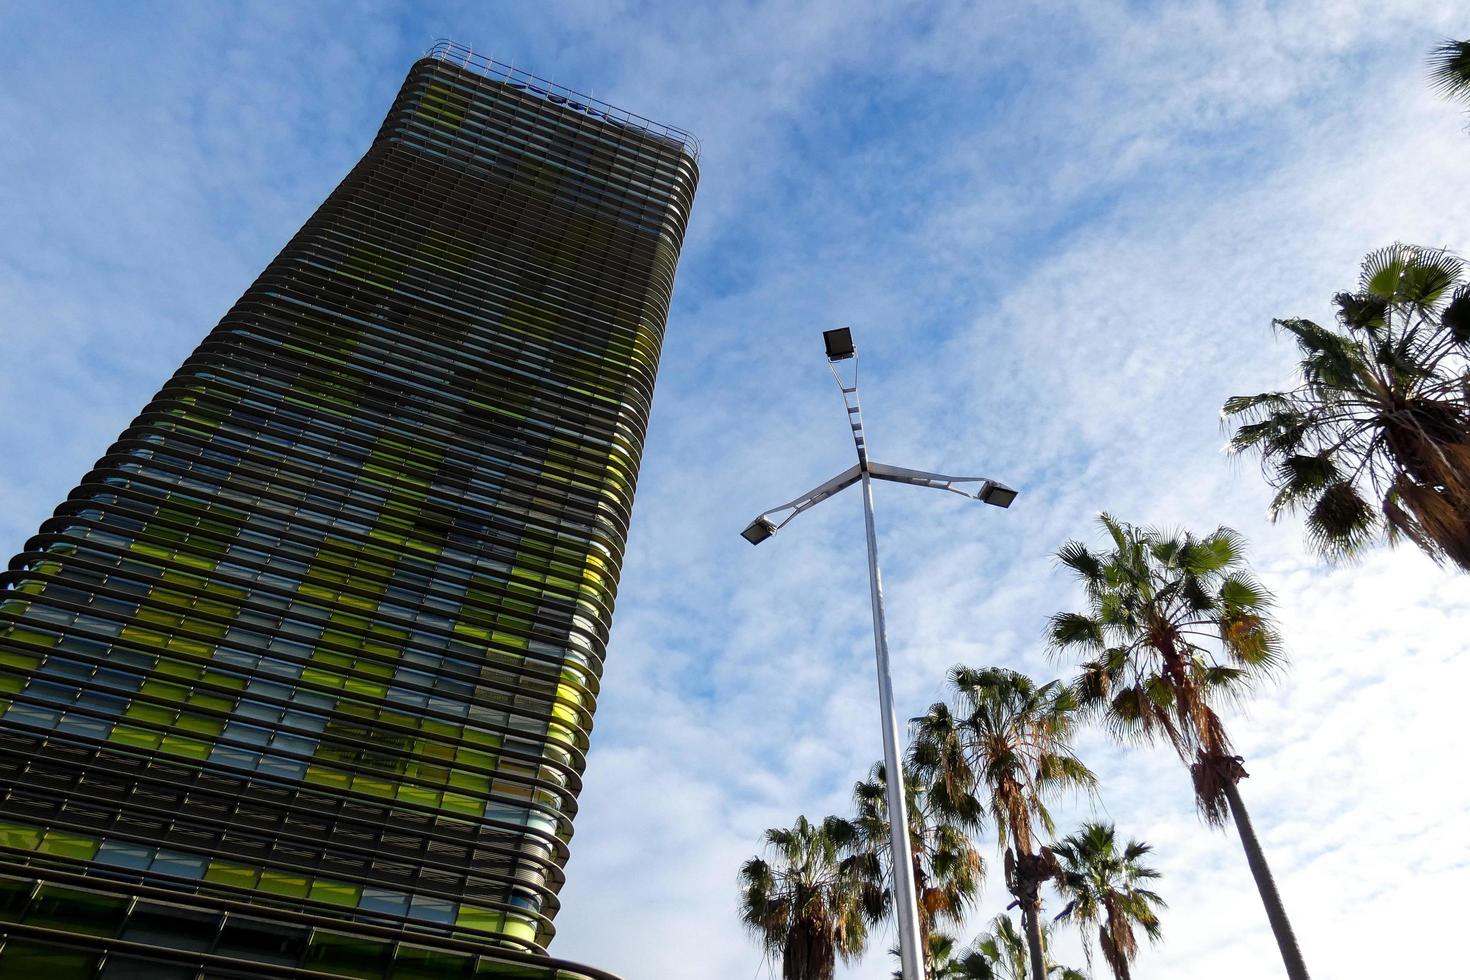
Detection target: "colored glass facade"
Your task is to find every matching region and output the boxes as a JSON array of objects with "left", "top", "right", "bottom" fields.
[{"left": 0, "top": 42, "right": 696, "bottom": 979}]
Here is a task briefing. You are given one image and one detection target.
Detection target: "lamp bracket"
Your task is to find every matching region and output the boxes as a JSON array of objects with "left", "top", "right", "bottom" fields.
[
  {"left": 752, "top": 463, "right": 863, "bottom": 531},
  {"left": 867, "top": 461, "right": 997, "bottom": 499}
]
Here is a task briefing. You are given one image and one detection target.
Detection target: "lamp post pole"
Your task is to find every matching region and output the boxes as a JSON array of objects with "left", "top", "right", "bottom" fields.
[
  {"left": 740, "top": 328, "right": 1019, "bottom": 980},
  {"left": 858, "top": 467, "right": 927, "bottom": 980}
]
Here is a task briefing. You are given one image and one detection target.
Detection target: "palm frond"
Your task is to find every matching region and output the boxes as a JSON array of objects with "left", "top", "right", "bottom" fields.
[
  {"left": 1228, "top": 408, "right": 1312, "bottom": 457},
  {"left": 1361, "top": 245, "right": 1409, "bottom": 298},
  {"left": 1221, "top": 391, "right": 1291, "bottom": 419},
  {"left": 1268, "top": 452, "right": 1340, "bottom": 513},
  {"left": 1274, "top": 317, "right": 1363, "bottom": 388},
  {"left": 1189, "top": 753, "right": 1237, "bottom": 827},
  {"left": 1304, "top": 480, "right": 1378, "bottom": 558},
  {"left": 1054, "top": 540, "right": 1103, "bottom": 583},
  {"left": 1218, "top": 571, "right": 1271, "bottom": 612},
  {"left": 1098, "top": 512, "right": 1130, "bottom": 552},
  {"left": 1441, "top": 285, "right": 1470, "bottom": 345},
  {"left": 1386, "top": 246, "right": 1461, "bottom": 311},
  {"left": 1332, "top": 290, "right": 1388, "bottom": 332},
  {"left": 1428, "top": 38, "right": 1470, "bottom": 105}
]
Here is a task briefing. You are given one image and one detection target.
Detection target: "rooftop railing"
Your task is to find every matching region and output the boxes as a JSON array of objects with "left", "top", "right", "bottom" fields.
[{"left": 426, "top": 39, "right": 701, "bottom": 161}]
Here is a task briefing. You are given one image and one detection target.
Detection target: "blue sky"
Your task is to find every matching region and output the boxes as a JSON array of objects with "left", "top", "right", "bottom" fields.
[{"left": 2, "top": 2, "right": 1468, "bottom": 978}]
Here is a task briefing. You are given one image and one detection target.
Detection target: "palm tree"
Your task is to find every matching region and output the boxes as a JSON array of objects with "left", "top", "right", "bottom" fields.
[
  {"left": 1429, "top": 39, "right": 1470, "bottom": 110},
  {"left": 845, "top": 760, "right": 985, "bottom": 967},
  {"left": 1050, "top": 822, "right": 1165, "bottom": 980},
  {"left": 970, "top": 915, "right": 1085, "bottom": 980},
  {"left": 1223, "top": 244, "right": 1470, "bottom": 571},
  {"left": 890, "top": 932, "right": 996, "bottom": 980},
  {"left": 911, "top": 668, "right": 1095, "bottom": 980},
  {"left": 1050, "top": 515, "right": 1309, "bottom": 980},
  {"left": 974, "top": 916, "right": 1028, "bottom": 980},
  {"left": 737, "top": 814, "right": 885, "bottom": 980}
]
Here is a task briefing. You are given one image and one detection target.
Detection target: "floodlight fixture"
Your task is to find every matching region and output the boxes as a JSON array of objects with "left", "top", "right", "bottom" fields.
[
  {"left": 823, "top": 326, "right": 855, "bottom": 361},
  {"left": 740, "top": 517, "right": 777, "bottom": 545},
  {"left": 738, "top": 327, "right": 1019, "bottom": 980},
  {"left": 978, "top": 481, "right": 1019, "bottom": 509}
]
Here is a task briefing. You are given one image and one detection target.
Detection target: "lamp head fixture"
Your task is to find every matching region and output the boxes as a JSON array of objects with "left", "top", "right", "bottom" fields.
[
  {"left": 823, "top": 327, "right": 855, "bottom": 361},
  {"left": 740, "top": 517, "right": 778, "bottom": 545},
  {"left": 977, "top": 481, "right": 1018, "bottom": 509}
]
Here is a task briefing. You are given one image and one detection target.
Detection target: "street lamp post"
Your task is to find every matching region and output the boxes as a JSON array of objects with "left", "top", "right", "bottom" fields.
[{"left": 741, "top": 328, "right": 1017, "bottom": 980}]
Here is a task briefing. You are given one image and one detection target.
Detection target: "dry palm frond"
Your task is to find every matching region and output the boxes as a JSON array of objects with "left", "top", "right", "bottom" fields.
[{"left": 1189, "top": 752, "right": 1247, "bottom": 828}]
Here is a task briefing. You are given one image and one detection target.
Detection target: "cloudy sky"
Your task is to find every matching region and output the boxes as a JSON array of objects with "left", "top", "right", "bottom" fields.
[{"left": 2, "top": 2, "right": 1468, "bottom": 978}]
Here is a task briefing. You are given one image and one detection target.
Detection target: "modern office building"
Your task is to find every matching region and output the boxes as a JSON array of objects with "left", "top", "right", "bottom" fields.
[{"left": 0, "top": 41, "right": 697, "bottom": 979}]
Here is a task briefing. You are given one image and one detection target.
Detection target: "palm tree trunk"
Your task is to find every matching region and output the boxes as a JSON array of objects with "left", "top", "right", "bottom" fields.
[
  {"left": 1020, "top": 895, "right": 1047, "bottom": 980},
  {"left": 1220, "top": 776, "right": 1310, "bottom": 980}
]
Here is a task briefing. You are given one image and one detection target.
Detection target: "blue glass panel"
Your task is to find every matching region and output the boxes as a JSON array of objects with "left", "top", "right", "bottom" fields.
[
  {"left": 95, "top": 840, "right": 154, "bottom": 870},
  {"left": 150, "top": 851, "right": 207, "bottom": 879},
  {"left": 359, "top": 887, "right": 410, "bottom": 916}
]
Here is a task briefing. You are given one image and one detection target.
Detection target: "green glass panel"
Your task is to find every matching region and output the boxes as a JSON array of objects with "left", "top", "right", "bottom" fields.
[
  {"left": 390, "top": 946, "right": 473, "bottom": 979},
  {"left": 204, "top": 861, "right": 261, "bottom": 890},
  {"left": 124, "top": 703, "right": 174, "bottom": 725},
  {"left": 454, "top": 904, "right": 504, "bottom": 934},
  {"left": 108, "top": 725, "right": 162, "bottom": 750},
  {"left": 472, "top": 961, "right": 552, "bottom": 978},
  {"left": 304, "top": 931, "right": 392, "bottom": 980},
  {"left": 36, "top": 831, "right": 99, "bottom": 861},
  {"left": 175, "top": 713, "right": 223, "bottom": 736},
  {"left": 138, "top": 679, "right": 187, "bottom": 702},
  {"left": 0, "top": 940, "right": 99, "bottom": 979},
  {"left": 258, "top": 870, "right": 310, "bottom": 899},
  {"left": 395, "top": 785, "right": 440, "bottom": 807},
  {"left": 0, "top": 823, "right": 41, "bottom": 852},
  {"left": 303, "top": 766, "right": 350, "bottom": 789},
  {"left": 0, "top": 877, "right": 34, "bottom": 921},
  {"left": 159, "top": 734, "right": 211, "bottom": 760},
  {"left": 502, "top": 912, "right": 538, "bottom": 943},
  {"left": 0, "top": 650, "right": 40, "bottom": 670},
  {"left": 441, "top": 793, "right": 481, "bottom": 817},
  {"left": 3, "top": 625, "right": 60, "bottom": 647},
  {"left": 307, "top": 879, "right": 362, "bottom": 908},
  {"left": 24, "top": 885, "right": 127, "bottom": 936}
]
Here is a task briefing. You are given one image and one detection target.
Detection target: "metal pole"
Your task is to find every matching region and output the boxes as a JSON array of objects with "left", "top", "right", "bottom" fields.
[
  {"left": 859, "top": 469, "right": 925, "bottom": 980},
  {"left": 744, "top": 330, "right": 1015, "bottom": 977}
]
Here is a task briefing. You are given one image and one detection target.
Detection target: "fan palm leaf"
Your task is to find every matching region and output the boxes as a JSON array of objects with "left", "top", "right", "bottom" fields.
[
  {"left": 1428, "top": 38, "right": 1470, "bottom": 107},
  {"left": 1224, "top": 244, "right": 1470, "bottom": 571}
]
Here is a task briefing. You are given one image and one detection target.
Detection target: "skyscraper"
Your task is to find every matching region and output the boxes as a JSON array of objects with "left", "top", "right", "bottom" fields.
[{"left": 0, "top": 40, "right": 696, "bottom": 979}]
